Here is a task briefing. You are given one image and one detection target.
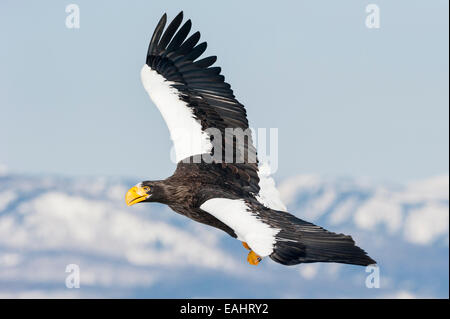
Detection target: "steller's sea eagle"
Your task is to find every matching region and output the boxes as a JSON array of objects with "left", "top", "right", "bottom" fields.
[{"left": 125, "top": 12, "right": 376, "bottom": 267}]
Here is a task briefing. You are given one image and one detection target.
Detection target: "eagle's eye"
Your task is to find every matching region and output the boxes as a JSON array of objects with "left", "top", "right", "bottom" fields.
[{"left": 143, "top": 186, "right": 151, "bottom": 192}]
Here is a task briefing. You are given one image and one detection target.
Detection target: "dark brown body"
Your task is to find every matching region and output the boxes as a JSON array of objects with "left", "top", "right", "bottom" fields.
[{"left": 152, "top": 161, "right": 258, "bottom": 239}]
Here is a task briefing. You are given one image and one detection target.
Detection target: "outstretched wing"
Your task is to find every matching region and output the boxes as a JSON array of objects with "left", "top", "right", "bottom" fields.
[
  {"left": 200, "top": 195, "right": 376, "bottom": 266},
  {"left": 142, "top": 12, "right": 286, "bottom": 211}
]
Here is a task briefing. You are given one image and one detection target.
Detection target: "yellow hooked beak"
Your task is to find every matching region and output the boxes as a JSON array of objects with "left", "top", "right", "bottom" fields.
[{"left": 125, "top": 185, "right": 150, "bottom": 206}]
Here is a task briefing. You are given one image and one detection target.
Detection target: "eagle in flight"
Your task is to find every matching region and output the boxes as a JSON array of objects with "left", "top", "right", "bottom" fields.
[{"left": 126, "top": 12, "right": 375, "bottom": 267}]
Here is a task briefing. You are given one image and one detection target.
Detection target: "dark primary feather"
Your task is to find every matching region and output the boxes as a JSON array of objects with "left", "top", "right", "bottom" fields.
[
  {"left": 158, "top": 11, "right": 184, "bottom": 51},
  {"left": 147, "top": 13, "right": 166, "bottom": 56},
  {"left": 195, "top": 56, "right": 217, "bottom": 68},
  {"left": 166, "top": 20, "right": 191, "bottom": 52},
  {"left": 178, "top": 32, "right": 201, "bottom": 55}
]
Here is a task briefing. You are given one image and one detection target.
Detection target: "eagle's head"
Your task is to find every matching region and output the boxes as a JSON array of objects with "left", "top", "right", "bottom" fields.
[{"left": 125, "top": 181, "right": 166, "bottom": 206}]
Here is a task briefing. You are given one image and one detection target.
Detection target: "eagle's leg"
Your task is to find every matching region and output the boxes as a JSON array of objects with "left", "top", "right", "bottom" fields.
[
  {"left": 247, "top": 250, "right": 262, "bottom": 266},
  {"left": 242, "top": 242, "right": 262, "bottom": 265}
]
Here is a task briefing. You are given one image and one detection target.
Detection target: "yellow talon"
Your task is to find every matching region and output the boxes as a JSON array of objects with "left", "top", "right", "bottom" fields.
[
  {"left": 247, "top": 250, "right": 262, "bottom": 266},
  {"left": 242, "top": 242, "right": 251, "bottom": 250}
]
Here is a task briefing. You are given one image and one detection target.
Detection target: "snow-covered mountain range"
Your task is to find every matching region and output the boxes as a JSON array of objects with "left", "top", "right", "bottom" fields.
[{"left": 0, "top": 169, "right": 448, "bottom": 298}]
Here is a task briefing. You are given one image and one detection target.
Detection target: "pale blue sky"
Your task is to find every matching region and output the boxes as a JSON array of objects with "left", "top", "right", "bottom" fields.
[{"left": 0, "top": 0, "right": 448, "bottom": 183}]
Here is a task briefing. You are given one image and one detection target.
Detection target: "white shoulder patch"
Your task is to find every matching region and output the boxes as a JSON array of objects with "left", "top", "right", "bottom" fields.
[
  {"left": 200, "top": 198, "right": 280, "bottom": 257},
  {"left": 141, "top": 65, "right": 212, "bottom": 163},
  {"left": 256, "top": 161, "right": 287, "bottom": 212}
]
